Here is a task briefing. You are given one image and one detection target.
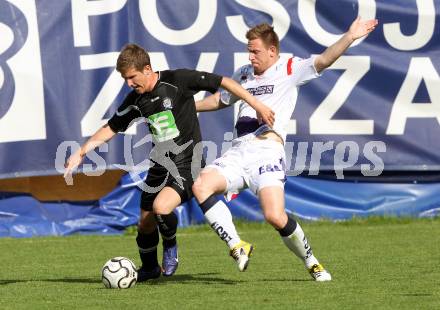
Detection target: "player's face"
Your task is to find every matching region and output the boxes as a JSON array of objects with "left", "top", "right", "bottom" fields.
[
  {"left": 121, "top": 66, "right": 154, "bottom": 94},
  {"left": 247, "top": 38, "right": 277, "bottom": 75}
]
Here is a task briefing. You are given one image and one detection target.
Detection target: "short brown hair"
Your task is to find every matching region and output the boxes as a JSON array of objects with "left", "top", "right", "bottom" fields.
[
  {"left": 246, "top": 23, "right": 280, "bottom": 53},
  {"left": 116, "top": 44, "right": 151, "bottom": 73}
]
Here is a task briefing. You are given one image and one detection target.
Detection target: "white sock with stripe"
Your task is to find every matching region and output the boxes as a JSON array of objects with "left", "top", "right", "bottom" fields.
[
  {"left": 200, "top": 195, "right": 241, "bottom": 249},
  {"left": 278, "top": 216, "right": 319, "bottom": 268}
]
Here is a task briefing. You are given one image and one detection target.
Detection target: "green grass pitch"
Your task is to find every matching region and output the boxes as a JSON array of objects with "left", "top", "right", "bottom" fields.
[{"left": 0, "top": 218, "right": 439, "bottom": 309}]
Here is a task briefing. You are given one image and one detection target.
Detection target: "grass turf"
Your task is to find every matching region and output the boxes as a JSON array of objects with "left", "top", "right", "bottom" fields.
[{"left": 0, "top": 218, "right": 439, "bottom": 309}]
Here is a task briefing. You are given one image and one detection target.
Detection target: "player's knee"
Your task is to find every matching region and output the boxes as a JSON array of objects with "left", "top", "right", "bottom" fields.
[
  {"left": 192, "top": 177, "right": 213, "bottom": 201},
  {"left": 263, "top": 210, "right": 285, "bottom": 229},
  {"left": 191, "top": 180, "right": 201, "bottom": 197},
  {"left": 152, "top": 197, "right": 169, "bottom": 215}
]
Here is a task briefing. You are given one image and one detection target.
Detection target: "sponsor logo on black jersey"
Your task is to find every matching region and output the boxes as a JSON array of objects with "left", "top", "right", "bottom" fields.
[
  {"left": 246, "top": 85, "right": 274, "bottom": 96},
  {"left": 163, "top": 97, "right": 173, "bottom": 109}
]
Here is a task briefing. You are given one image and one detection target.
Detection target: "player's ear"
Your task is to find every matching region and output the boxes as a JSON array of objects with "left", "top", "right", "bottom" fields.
[
  {"left": 143, "top": 65, "right": 152, "bottom": 75},
  {"left": 269, "top": 45, "right": 277, "bottom": 57}
]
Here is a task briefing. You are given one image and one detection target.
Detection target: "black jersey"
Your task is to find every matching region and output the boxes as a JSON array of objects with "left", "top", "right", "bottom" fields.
[{"left": 108, "top": 69, "right": 222, "bottom": 167}]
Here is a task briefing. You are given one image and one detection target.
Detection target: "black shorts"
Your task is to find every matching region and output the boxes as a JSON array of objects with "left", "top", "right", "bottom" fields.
[{"left": 140, "top": 164, "right": 195, "bottom": 211}]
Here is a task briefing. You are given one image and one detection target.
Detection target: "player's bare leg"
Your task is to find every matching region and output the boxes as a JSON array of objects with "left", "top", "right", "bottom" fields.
[{"left": 258, "top": 186, "right": 331, "bottom": 281}]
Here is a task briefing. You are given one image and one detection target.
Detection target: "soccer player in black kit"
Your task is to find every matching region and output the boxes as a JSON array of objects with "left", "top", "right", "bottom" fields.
[{"left": 64, "top": 44, "right": 274, "bottom": 281}]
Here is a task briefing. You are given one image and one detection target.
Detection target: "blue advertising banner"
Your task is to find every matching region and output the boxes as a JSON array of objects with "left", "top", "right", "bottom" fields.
[
  {"left": 1, "top": 173, "right": 439, "bottom": 237},
  {"left": 0, "top": 0, "right": 439, "bottom": 180}
]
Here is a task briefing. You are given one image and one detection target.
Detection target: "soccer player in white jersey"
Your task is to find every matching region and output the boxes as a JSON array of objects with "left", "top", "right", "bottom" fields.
[{"left": 193, "top": 17, "right": 378, "bottom": 281}]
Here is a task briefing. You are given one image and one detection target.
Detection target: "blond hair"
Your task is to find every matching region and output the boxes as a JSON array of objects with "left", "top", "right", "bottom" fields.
[{"left": 246, "top": 23, "right": 280, "bottom": 53}]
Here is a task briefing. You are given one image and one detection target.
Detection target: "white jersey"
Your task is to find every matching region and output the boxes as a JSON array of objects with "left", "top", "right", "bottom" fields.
[{"left": 220, "top": 55, "right": 320, "bottom": 142}]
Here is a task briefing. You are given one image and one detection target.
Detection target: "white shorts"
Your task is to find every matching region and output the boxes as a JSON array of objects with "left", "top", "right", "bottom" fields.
[{"left": 207, "top": 137, "right": 286, "bottom": 197}]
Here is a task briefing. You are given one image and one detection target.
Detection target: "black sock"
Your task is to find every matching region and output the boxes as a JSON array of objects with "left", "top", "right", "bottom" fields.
[
  {"left": 155, "top": 212, "right": 178, "bottom": 248},
  {"left": 277, "top": 215, "right": 297, "bottom": 237},
  {"left": 136, "top": 229, "right": 159, "bottom": 270},
  {"left": 199, "top": 194, "right": 219, "bottom": 214}
]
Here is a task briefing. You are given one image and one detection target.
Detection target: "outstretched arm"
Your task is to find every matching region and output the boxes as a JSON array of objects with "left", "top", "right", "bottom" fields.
[
  {"left": 64, "top": 124, "right": 116, "bottom": 178},
  {"left": 314, "top": 17, "right": 378, "bottom": 73},
  {"left": 195, "top": 92, "right": 229, "bottom": 112}
]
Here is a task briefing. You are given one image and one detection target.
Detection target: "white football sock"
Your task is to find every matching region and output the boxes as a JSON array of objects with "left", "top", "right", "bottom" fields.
[
  {"left": 204, "top": 200, "right": 241, "bottom": 249},
  {"left": 281, "top": 222, "right": 319, "bottom": 268}
]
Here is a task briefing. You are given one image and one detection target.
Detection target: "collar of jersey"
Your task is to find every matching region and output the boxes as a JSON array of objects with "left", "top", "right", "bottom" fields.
[{"left": 150, "top": 71, "right": 161, "bottom": 92}]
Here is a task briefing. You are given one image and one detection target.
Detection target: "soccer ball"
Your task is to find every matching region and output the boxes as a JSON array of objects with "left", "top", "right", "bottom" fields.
[{"left": 101, "top": 257, "right": 138, "bottom": 289}]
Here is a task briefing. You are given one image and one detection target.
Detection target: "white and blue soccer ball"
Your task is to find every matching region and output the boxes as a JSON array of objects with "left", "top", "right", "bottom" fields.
[{"left": 101, "top": 257, "right": 138, "bottom": 289}]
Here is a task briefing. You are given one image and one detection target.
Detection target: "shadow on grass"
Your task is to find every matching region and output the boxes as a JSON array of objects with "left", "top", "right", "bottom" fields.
[
  {"left": 257, "top": 278, "right": 311, "bottom": 283},
  {"left": 400, "top": 293, "right": 433, "bottom": 297},
  {"left": 0, "top": 273, "right": 241, "bottom": 286},
  {"left": 138, "top": 274, "right": 312, "bottom": 285},
  {"left": 0, "top": 278, "right": 101, "bottom": 285},
  {"left": 138, "top": 272, "right": 241, "bottom": 286}
]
